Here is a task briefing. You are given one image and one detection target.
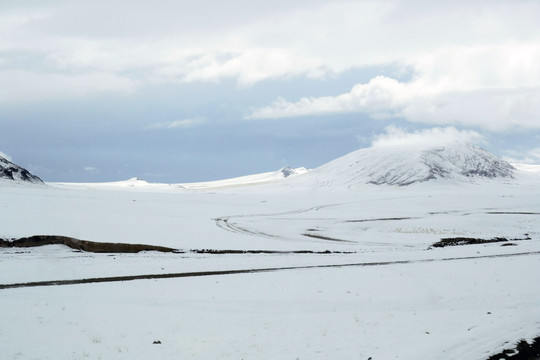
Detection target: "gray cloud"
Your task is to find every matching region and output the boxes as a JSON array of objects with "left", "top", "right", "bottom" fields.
[
  {"left": 0, "top": 70, "right": 137, "bottom": 103},
  {"left": 247, "top": 44, "right": 540, "bottom": 131},
  {"left": 3, "top": 0, "right": 538, "bottom": 92}
]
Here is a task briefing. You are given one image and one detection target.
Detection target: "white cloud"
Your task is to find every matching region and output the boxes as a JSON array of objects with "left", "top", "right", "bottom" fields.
[
  {"left": 143, "top": 118, "right": 205, "bottom": 130},
  {"left": 503, "top": 148, "right": 540, "bottom": 165},
  {"left": 247, "top": 76, "right": 404, "bottom": 119},
  {"left": 371, "top": 126, "right": 486, "bottom": 148},
  {"left": 83, "top": 166, "right": 99, "bottom": 174},
  {"left": 247, "top": 43, "right": 540, "bottom": 131},
  {"left": 150, "top": 48, "right": 325, "bottom": 87},
  {"left": 0, "top": 70, "right": 137, "bottom": 103},
  {"left": 2, "top": 0, "right": 540, "bottom": 115},
  {"left": 0, "top": 151, "right": 13, "bottom": 161},
  {"left": 4, "top": 1, "right": 540, "bottom": 84}
]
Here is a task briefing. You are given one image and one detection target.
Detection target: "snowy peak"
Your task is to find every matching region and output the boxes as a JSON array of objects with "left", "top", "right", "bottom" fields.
[
  {"left": 311, "top": 143, "right": 514, "bottom": 187},
  {"left": 422, "top": 145, "right": 513, "bottom": 180},
  {"left": 0, "top": 156, "right": 43, "bottom": 184}
]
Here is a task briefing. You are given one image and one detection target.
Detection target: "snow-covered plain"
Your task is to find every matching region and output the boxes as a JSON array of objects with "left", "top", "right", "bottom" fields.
[{"left": 1, "top": 146, "right": 540, "bottom": 360}]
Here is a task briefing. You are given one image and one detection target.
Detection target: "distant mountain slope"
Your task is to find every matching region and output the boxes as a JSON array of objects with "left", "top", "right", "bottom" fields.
[
  {"left": 180, "top": 167, "right": 309, "bottom": 189},
  {"left": 306, "top": 143, "right": 514, "bottom": 187},
  {"left": 0, "top": 156, "right": 43, "bottom": 184},
  {"left": 52, "top": 167, "right": 310, "bottom": 191}
]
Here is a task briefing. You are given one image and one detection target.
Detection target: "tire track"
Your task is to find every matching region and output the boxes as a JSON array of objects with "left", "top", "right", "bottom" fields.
[
  {"left": 215, "top": 204, "right": 540, "bottom": 244},
  {"left": 2, "top": 250, "right": 539, "bottom": 290},
  {"left": 214, "top": 216, "right": 277, "bottom": 239},
  {"left": 213, "top": 203, "right": 342, "bottom": 240}
]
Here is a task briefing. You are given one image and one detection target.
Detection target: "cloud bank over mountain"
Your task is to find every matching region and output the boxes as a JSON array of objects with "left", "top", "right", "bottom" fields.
[
  {"left": 370, "top": 126, "right": 486, "bottom": 148},
  {"left": 1, "top": 0, "right": 538, "bottom": 182},
  {"left": 247, "top": 45, "right": 540, "bottom": 131}
]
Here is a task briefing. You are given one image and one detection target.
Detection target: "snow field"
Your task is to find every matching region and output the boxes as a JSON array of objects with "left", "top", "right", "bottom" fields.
[
  {"left": 1, "top": 145, "right": 540, "bottom": 359},
  {"left": 1, "top": 254, "right": 539, "bottom": 360}
]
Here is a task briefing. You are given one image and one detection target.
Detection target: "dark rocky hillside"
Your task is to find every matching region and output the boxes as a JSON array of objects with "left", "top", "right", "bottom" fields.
[{"left": 0, "top": 156, "right": 43, "bottom": 184}]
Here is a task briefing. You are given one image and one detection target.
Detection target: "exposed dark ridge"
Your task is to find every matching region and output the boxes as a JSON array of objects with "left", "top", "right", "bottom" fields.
[
  {"left": 431, "top": 235, "right": 532, "bottom": 248},
  {"left": 0, "top": 156, "right": 43, "bottom": 183},
  {"left": 1, "top": 235, "right": 357, "bottom": 255},
  {"left": 280, "top": 167, "right": 296, "bottom": 177},
  {"left": 485, "top": 336, "right": 540, "bottom": 360},
  {"left": 0, "top": 235, "right": 181, "bottom": 253}
]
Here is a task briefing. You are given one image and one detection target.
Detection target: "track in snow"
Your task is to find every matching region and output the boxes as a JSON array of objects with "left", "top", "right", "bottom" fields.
[
  {"left": 214, "top": 203, "right": 539, "bottom": 244},
  {"left": 2, "top": 250, "right": 539, "bottom": 290},
  {"left": 213, "top": 203, "right": 342, "bottom": 241}
]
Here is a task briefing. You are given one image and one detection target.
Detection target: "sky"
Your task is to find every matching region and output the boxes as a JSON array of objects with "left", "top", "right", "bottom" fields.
[{"left": 1, "top": 0, "right": 539, "bottom": 182}]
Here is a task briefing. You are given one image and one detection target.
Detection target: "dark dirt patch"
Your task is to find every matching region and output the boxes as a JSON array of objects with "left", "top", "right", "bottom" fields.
[
  {"left": 0, "top": 235, "right": 181, "bottom": 253},
  {"left": 1, "top": 235, "right": 357, "bottom": 255},
  {"left": 432, "top": 237, "right": 509, "bottom": 247},
  {"left": 485, "top": 336, "right": 540, "bottom": 360},
  {"left": 431, "top": 235, "right": 531, "bottom": 248}
]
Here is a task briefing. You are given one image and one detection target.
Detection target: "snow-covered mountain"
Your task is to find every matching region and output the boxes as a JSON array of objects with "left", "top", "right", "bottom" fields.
[
  {"left": 303, "top": 143, "right": 515, "bottom": 187},
  {"left": 48, "top": 144, "right": 522, "bottom": 191},
  {"left": 0, "top": 155, "right": 43, "bottom": 184}
]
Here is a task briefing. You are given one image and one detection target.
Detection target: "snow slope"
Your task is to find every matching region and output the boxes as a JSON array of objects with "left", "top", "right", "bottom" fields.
[
  {"left": 51, "top": 167, "right": 309, "bottom": 191},
  {"left": 180, "top": 166, "right": 309, "bottom": 189},
  {"left": 299, "top": 143, "right": 515, "bottom": 187},
  {"left": 52, "top": 177, "right": 182, "bottom": 191}
]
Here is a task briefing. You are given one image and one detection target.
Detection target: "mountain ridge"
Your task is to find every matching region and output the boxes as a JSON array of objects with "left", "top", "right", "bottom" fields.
[
  {"left": 0, "top": 156, "right": 43, "bottom": 184},
  {"left": 12, "top": 143, "right": 524, "bottom": 189},
  {"left": 304, "top": 143, "right": 515, "bottom": 187}
]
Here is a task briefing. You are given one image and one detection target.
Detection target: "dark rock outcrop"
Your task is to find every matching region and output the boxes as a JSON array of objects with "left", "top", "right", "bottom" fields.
[{"left": 0, "top": 156, "right": 43, "bottom": 184}]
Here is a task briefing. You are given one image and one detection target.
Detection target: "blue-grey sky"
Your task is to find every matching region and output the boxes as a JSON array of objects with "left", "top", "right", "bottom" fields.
[{"left": 1, "top": 0, "right": 539, "bottom": 182}]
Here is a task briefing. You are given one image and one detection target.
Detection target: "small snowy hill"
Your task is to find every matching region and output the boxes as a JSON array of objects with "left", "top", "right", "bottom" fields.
[
  {"left": 0, "top": 155, "right": 43, "bottom": 184},
  {"left": 52, "top": 167, "right": 310, "bottom": 191},
  {"left": 180, "top": 167, "right": 309, "bottom": 189},
  {"left": 304, "top": 143, "right": 514, "bottom": 187}
]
